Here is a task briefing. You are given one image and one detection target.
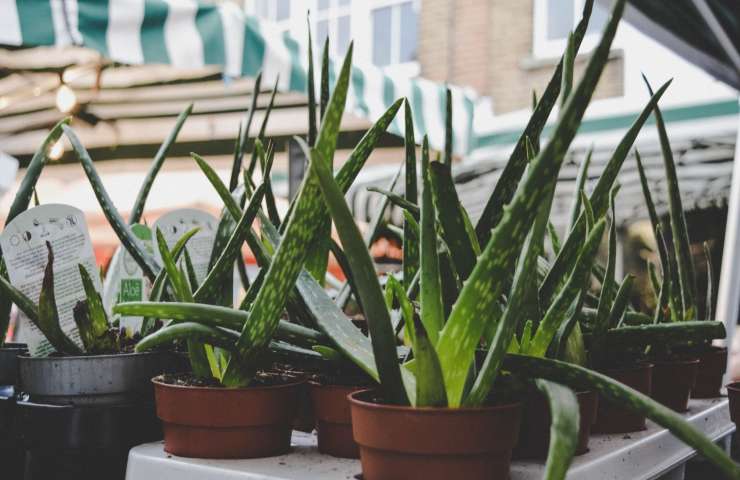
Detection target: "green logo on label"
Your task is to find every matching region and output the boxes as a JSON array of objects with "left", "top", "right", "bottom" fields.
[{"left": 120, "top": 279, "right": 143, "bottom": 302}]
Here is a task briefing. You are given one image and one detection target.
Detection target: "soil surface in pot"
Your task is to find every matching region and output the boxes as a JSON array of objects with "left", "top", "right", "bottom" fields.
[
  {"left": 650, "top": 357, "right": 699, "bottom": 412},
  {"left": 350, "top": 389, "right": 521, "bottom": 480},
  {"left": 593, "top": 363, "right": 653, "bottom": 434}
]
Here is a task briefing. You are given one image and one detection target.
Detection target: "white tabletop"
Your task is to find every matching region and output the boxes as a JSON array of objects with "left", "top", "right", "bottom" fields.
[{"left": 126, "top": 398, "right": 733, "bottom": 480}]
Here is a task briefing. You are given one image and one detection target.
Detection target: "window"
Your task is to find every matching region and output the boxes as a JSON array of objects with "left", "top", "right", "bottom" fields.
[
  {"left": 371, "top": 1, "right": 417, "bottom": 68},
  {"left": 533, "top": 0, "right": 609, "bottom": 57},
  {"left": 313, "top": 0, "right": 352, "bottom": 58},
  {"left": 254, "top": 0, "right": 291, "bottom": 23}
]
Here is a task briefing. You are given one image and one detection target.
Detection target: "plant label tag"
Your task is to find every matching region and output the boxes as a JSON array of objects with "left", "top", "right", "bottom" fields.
[
  {"left": 153, "top": 209, "right": 217, "bottom": 285},
  {"left": 0, "top": 204, "right": 99, "bottom": 356},
  {"left": 103, "top": 224, "right": 153, "bottom": 332}
]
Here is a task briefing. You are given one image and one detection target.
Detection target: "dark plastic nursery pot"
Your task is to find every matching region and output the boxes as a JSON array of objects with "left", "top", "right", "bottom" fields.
[
  {"left": 692, "top": 346, "right": 727, "bottom": 398},
  {"left": 349, "top": 389, "right": 521, "bottom": 480},
  {"left": 0, "top": 344, "right": 28, "bottom": 479},
  {"left": 153, "top": 376, "right": 303, "bottom": 458},
  {"left": 593, "top": 363, "right": 653, "bottom": 434},
  {"left": 309, "top": 382, "right": 365, "bottom": 458},
  {"left": 651, "top": 358, "right": 699, "bottom": 412},
  {"left": 0, "top": 342, "right": 27, "bottom": 385},
  {"left": 727, "top": 382, "right": 740, "bottom": 425},
  {"left": 514, "top": 389, "right": 599, "bottom": 458}
]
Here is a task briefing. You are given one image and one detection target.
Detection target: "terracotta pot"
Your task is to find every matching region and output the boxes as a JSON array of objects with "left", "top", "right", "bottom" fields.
[
  {"left": 651, "top": 358, "right": 699, "bottom": 412},
  {"left": 349, "top": 389, "right": 521, "bottom": 480},
  {"left": 514, "top": 390, "right": 599, "bottom": 458},
  {"left": 593, "top": 363, "right": 653, "bottom": 434},
  {"left": 153, "top": 376, "right": 302, "bottom": 459},
  {"left": 693, "top": 346, "right": 727, "bottom": 398},
  {"left": 726, "top": 382, "right": 740, "bottom": 424},
  {"left": 309, "top": 382, "right": 364, "bottom": 458}
]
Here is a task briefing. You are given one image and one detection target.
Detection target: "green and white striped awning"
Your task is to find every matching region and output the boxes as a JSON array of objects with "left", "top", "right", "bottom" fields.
[{"left": 0, "top": 0, "right": 478, "bottom": 155}]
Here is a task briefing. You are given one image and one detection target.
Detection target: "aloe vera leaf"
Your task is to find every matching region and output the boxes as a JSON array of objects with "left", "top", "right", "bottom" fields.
[
  {"left": 607, "top": 274, "right": 634, "bottom": 328},
  {"left": 114, "top": 301, "right": 325, "bottom": 346},
  {"left": 528, "top": 219, "right": 606, "bottom": 357},
  {"left": 386, "top": 276, "right": 414, "bottom": 332},
  {"left": 581, "top": 190, "right": 594, "bottom": 231},
  {"left": 417, "top": 139, "right": 446, "bottom": 346},
  {"left": 540, "top": 81, "right": 671, "bottom": 304},
  {"left": 430, "top": 161, "right": 480, "bottom": 280},
  {"left": 137, "top": 322, "right": 238, "bottom": 352},
  {"left": 247, "top": 76, "right": 280, "bottom": 178},
  {"left": 366, "top": 187, "right": 420, "bottom": 218},
  {"left": 443, "top": 88, "right": 452, "bottom": 165},
  {"left": 261, "top": 142, "right": 281, "bottom": 227},
  {"left": 582, "top": 308, "right": 652, "bottom": 326},
  {"left": 440, "top": 0, "right": 626, "bottom": 407},
  {"left": 222, "top": 72, "right": 352, "bottom": 386},
  {"left": 77, "top": 264, "right": 115, "bottom": 352},
  {"left": 592, "top": 193, "right": 619, "bottom": 336},
  {"left": 130, "top": 104, "right": 192, "bottom": 223},
  {"left": 600, "top": 320, "right": 725, "bottom": 349},
  {"left": 147, "top": 227, "right": 200, "bottom": 300},
  {"left": 307, "top": 22, "right": 317, "bottom": 146},
  {"left": 547, "top": 221, "right": 561, "bottom": 255},
  {"left": 648, "top": 260, "right": 661, "bottom": 305},
  {"left": 407, "top": 314, "right": 447, "bottom": 407},
  {"left": 553, "top": 296, "right": 588, "bottom": 365},
  {"left": 38, "top": 243, "right": 83, "bottom": 355},
  {"left": 193, "top": 153, "right": 241, "bottom": 219},
  {"left": 182, "top": 249, "right": 200, "bottom": 292},
  {"left": 520, "top": 320, "right": 534, "bottom": 352},
  {"left": 567, "top": 149, "right": 593, "bottom": 232},
  {"left": 651, "top": 272, "right": 670, "bottom": 325},
  {"left": 560, "top": 33, "right": 576, "bottom": 108},
  {"left": 506, "top": 354, "right": 740, "bottom": 479},
  {"left": 194, "top": 186, "right": 265, "bottom": 304},
  {"left": 465, "top": 196, "right": 551, "bottom": 406},
  {"left": 635, "top": 151, "right": 668, "bottom": 272},
  {"left": 704, "top": 242, "right": 714, "bottom": 320},
  {"left": 63, "top": 125, "right": 160, "bottom": 280},
  {"left": 320, "top": 38, "right": 329, "bottom": 119},
  {"left": 643, "top": 75, "right": 698, "bottom": 320},
  {"left": 403, "top": 100, "right": 419, "bottom": 288},
  {"left": 537, "top": 379, "right": 579, "bottom": 480},
  {"left": 474, "top": 0, "right": 594, "bottom": 245},
  {"left": 231, "top": 73, "right": 262, "bottom": 191},
  {"left": 313, "top": 150, "right": 408, "bottom": 405},
  {"left": 0, "top": 274, "right": 41, "bottom": 327}
]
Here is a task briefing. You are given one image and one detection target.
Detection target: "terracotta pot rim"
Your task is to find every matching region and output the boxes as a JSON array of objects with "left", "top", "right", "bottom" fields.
[
  {"left": 308, "top": 380, "right": 373, "bottom": 390},
  {"left": 600, "top": 362, "right": 654, "bottom": 375},
  {"left": 348, "top": 388, "right": 520, "bottom": 414},
  {"left": 152, "top": 375, "right": 305, "bottom": 393}
]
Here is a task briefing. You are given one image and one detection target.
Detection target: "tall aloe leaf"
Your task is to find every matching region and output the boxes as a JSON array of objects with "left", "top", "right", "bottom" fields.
[
  {"left": 636, "top": 150, "right": 680, "bottom": 316},
  {"left": 439, "top": 0, "right": 626, "bottom": 407},
  {"left": 537, "top": 379, "right": 579, "bottom": 480},
  {"left": 419, "top": 138, "right": 445, "bottom": 345},
  {"left": 443, "top": 88, "right": 452, "bottom": 165},
  {"left": 313, "top": 151, "right": 408, "bottom": 404},
  {"left": 407, "top": 315, "right": 447, "bottom": 407},
  {"left": 602, "top": 321, "right": 725, "bottom": 349},
  {"left": 320, "top": 38, "right": 330, "bottom": 119},
  {"left": 182, "top": 249, "right": 200, "bottom": 292},
  {"left": 593, "top": 192, "right": 619, "bottom": 330},
  {"left": 63, "top": 125, "right": 159, "bottom": 280},
  {"left": 643, "top": 75, "right": 698, "bottom": 320},
  {"left": 0, "top": 274, "right": 41, "bottom": 329},
  {"left": 247, "top": 76, "right": 279, "bottom": 179},
  {"left": 567, "top": 149, "right": 592, "bottom": 231},
  {"left": 540, "top": 81, "right": 671, "bottom": 305},
  {"left": 704, "top": 242, "right": 714, "bottom": 320},
  {"left": 430, "top": 161, "right": 480, "bottom": 280},
  {"left": 403, "top": 100, "right": 419, "bottom": 288},
  {"left": 38, "top": 243, "right": 84, "bottom": 355},
  {"left": 474, "top": 0, "right": 594, "bottom": 244},
  {"left": 528, "top": 219, "right": 606, "bottom": 357},
  {"left": 465, "top": 195, "right": 552, "bottom": 406},
  {"left": 504, "top": 354, "right": 740, "bottom": 480},
  {"left": 130, "top": 104, "right": 192, "bottom": 223},
  {"left": 608, "top": 275, "right": 634, "bottom": 328},
  {"left": 0, "top": 118, "right": 70, "bottom": 339},
  {"left": 222, "top": 45, "right": 354, "bottom": 385},
  {"left": 560, "top": 33, "right": 576, "bottom": 109},
  {"left": 194, "top": 186, "right": 265, "bottom": 304},
  {"left": 307, "top": 21, "right": 317, "bottom": 146},
  {"left": 231, "top": 73, "right": 262, "bottom": 191}
]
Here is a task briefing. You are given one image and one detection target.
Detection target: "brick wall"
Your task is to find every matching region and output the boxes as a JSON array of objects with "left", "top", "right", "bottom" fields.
[{"left": 418, "top": 0, "right": 624, "bottom": 113}]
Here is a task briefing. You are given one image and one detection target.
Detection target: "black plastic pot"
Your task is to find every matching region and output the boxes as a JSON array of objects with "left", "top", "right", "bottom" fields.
[
  {"left": 0, "top": 343, "right": 27, "bottom": 479},
  {"left": 17, "top": 399, "right": 161, "bottom": 480}
]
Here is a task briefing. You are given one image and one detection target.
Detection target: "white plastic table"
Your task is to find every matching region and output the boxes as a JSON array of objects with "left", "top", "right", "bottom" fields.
[{"left": 126, "top": 398, "right": 734, "bottom": 480}]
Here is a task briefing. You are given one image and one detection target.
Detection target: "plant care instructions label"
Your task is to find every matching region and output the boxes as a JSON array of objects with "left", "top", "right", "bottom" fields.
[
  {"left": 0, "top": 204, "right": 100, "bottom": 356},
  {"left": 103, "top": 224, "right": 153, "bottom": 332},
  {"left": 153, "top": 209, "right": 217, "bottom": 285}
]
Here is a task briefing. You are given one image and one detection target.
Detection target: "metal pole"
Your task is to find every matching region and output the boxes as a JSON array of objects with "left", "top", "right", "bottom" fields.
[{"left": 715, "top": 106, "right": 740, "bottom": 385}]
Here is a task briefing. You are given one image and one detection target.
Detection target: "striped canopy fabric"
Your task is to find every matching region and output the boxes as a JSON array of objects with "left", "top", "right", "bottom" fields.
[{"left": 0, "top": 0, "right": 478, "bottom": 155}]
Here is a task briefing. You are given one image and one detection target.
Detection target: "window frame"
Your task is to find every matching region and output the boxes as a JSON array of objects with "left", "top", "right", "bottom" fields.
[
  {"left": 532, "top": 0, "right": 604, "bottom": 59},
  {"left": 369, "top": 0, "right": 420, "bottom": 75}
]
